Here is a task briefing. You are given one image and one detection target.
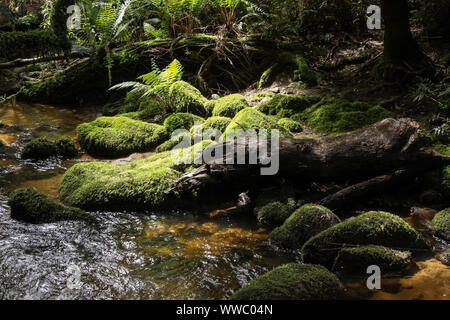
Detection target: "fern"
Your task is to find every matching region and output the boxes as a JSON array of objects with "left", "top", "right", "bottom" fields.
[{"left": 109, "top": 59, "right": 183, "bottom": 102}]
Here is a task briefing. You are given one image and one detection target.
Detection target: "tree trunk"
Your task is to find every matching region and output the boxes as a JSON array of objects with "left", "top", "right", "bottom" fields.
[
  {"left": 165, "top": 118, "right": 447, "bottom": 208},
  {"left": 381, "top": 0, "right": 423, "bottom": 64}
]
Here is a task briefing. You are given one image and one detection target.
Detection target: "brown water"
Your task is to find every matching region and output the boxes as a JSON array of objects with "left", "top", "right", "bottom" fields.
[{"left": 0, "top": 102, "right": 448, "bottom": 300}]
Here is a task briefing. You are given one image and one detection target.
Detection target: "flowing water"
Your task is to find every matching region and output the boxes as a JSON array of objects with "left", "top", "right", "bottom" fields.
[{"left": 0, "top": 102, "right": 448, "bottom": 300}]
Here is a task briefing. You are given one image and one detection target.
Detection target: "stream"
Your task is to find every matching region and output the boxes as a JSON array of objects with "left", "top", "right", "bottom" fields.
[{"left": 0, "top": 102, "right": 449, "bottom": 300}]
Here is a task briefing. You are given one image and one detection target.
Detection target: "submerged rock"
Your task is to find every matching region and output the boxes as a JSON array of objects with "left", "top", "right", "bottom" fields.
[
  {"left": 270, "top": 204, "right": 341, "bottom": 249},
  {"left": 302, "top": 211, "right": 429, "bottom": 269},
  {"left": 212, "top": 94, "right": 249, "bottom": 118},
  {"left": 432, "top": 208, "right": 450, "bottom": 241},
  {"left": 332, "top": 245, "right": 413, "bottom": 274},
  {"left": 8, "top": 187, "right": 89, "bottom": 224},
  {"left": 77, "top": 116, "right": 168, "bottom": 158},
  {"left": 21, "top": 136, "right": 78, "bottom": 160},
  {"left": 230, "top": 263, "right": 346, "bottom": 300},
  {"left": 168, "top": 81, "right": 207, "bottom": 116}
]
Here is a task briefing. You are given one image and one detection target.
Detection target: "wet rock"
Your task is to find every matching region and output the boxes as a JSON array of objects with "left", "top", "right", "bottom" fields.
[
  {"left": 302, "top": 211, "right": 429, "bottom": 269},
  {"left": 432, "top": 208, "right": 450, "bottom": 241},
  {"left": 332, "top": 245, "right": 413, "bottom": 274},
  {"left": 270, "top": 204, "right": 340, "bottom": 249},
  {"left": 436, "top": 249, "right": 450, "bottom": 266},
  {"left": 8, "top": 187, "right": 91, "bottom": 224},
  {"left": 230, "top": 263, "right": 346, "bottom": 300},
  {"left": 21, "top": 136, "right": 78, "bottom": 160}
]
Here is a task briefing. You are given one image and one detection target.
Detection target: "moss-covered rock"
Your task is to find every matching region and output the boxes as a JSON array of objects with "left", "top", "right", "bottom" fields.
[
  {"left": 432, "top": 208, "right": 450, "bottom": 241},
  {"left": 190, "top": 116, "right": 232, "bottom": 141},
  {"left": 8, "top": 187, "right": 89, "bottom": 224},
  {"left": 442, "top": 166, "right": 450, "bottom": 195},
  {"left": 204, "top": 100, "right": 217, "bottom": 117},
  {"left": 163, "top": 113, "right": 204, "bottom": 135},
  {"left": 77, "top": 116, "right": 168, "bottom": 158},
  {"left": 270, "top": 204, "right": 340, "bottom": 249},
  {"left": 59, "top": 141, "right": 213, "bottom": 210},
  {"left": 302, "top": 211, "right": 429, "bottom": 269},
  {"left": 277, "top": 118, "right": 303, "bottom": 133},
  {"left": 300, "top": 96, "right": 394, "bottom": 134},
  {"left": 257, "top": 94, "right": 321, "bottom": 117},
  {"left": 222, "top": 107, "right": 292, "bottom": 140},
  {"left": 212, "top": 94, "right": 249, "bottom": 118},
  {"left": 21, "top": 136, "right": 78, "bottom": 160},
  {"left": 230, "top": 263, "right": 346, "bottom": 300},
  {"left": 168, "top": 81, "right": 207, "bottom": 116},
  {"left": 255, "top": 199, "right": 297, "bottom": 227},
  {"left": 332, "top": 245, "right": 413, "bottom": 274}
]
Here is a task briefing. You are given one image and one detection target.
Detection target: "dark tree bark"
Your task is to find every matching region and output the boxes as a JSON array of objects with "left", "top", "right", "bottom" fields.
[
  {"left": 165, "top": 118, "right": 448, "bottom": 209},
  {"left": 381, "top": 0, "right": 423, "bottom": 64}
]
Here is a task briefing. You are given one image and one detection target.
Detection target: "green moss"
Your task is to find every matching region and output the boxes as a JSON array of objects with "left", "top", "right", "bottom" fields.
[
  {"left": 77, "top": 116, "right": 168, "bottom": 158},
  {"left": 302, "top": 211, "right": 429, "bottom": 268},
  {"left": 123, "top": 98, "right": 166, "bottom": 123},
  {"left": 21, "top": 136, "right": 77, "bottom": 160},
  {"left": 255, "top": 199, "right": 297, "bottom": 227},
  {"left": 300, "top": 96, "right": 394, "bottom": 134},
  {"left": 277, "top": 118, "right": 303, "bottom": 133},
  {"left": 8, "top": 187, "right": 89, "bottom": 224},
  {"left": 270, "top": 204, "right": 340, "bottom": 248},
  {"left": 155, "top": 132, "right": 190, "bottom": 152},
  {"left": 168, "top": 81, "right": 207, "bottom": 116},
  {"left": 230, "top": 263, "right": 345, "bottom": 300},
  {"left": 123, "top": 91, "right": 142, "bottom": 112},
  {"left": 59, "top": 141, "right": 213, "bottom": 210},
  {"left": 332, "top": 245, "right": 413, "bottom": 274},
  {"left": 443, "top": 166, "right": 450, "bottom": 195},
  {"left": 258, "top": 53, "right": 321, "bottom": 89},
  {"left": 204, "top": 100, "right": 217, "bottom": 117},
  {"left": 432, "top": 208, "right": 450, "bottom": 241},
  {"left": 212, "top": 94, "right": 249, "bottom": 118},
  {"left": 222, "top": 107, "right": 292, "bottom": 141},
  {"left": 190, "top": 116, "right": 232, "bottom": 141},
  {"left": 163, "top": 113, "right": 204, "bottom": 135},
  {"left": 0, "top": 30, "right": 69, "bottom": 60},
  {"left": 257, "top": 94, "right": 321, "bottom": 117}
]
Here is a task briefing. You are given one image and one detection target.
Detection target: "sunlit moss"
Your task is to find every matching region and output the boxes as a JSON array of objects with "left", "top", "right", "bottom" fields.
[
  {"left": 212, "top": 94, "right": 249, "bottom": 118},
  {"left": 168, "top": 81, "right": 207, "bottom": 116}
]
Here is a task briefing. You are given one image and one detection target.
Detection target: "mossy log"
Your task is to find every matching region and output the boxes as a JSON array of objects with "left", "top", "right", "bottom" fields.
[{"left": 166, "top": 118, "right": 448, "bottom": 208}]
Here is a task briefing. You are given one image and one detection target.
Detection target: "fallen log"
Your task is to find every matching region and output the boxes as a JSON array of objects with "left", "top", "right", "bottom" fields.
[{"left": 166, "top": 118, "right": 443, "bottom": 208}]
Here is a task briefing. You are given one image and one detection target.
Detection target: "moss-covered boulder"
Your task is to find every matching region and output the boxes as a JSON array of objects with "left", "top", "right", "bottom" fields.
[
  {"left": 21, "top": 136, "right": 78, "bottom": 160},
  {"left": 332, "top": 245, "right": 413, "bottom": 274},
  {"left": 300, "top": 96, "right": 394, "bottom": 134},
  {"left": 77, "top": 116, "right": 168, "bottom": 158},
  {"left": 257, "top": 94, "right": 321, "bottom": 117},
  {"left": 255, "top": 199, "right": 297, "bottom": 227},
  {"left": 270, "top": 204, "right": 340, "bottom": 249},
  {"left": 59, "top": 141, "right": 213, "bottom": 210},
  {"left": 163, "top": 113, "right": 204, "bottom": 135},
  {"left": 122, "top": 96, "right": 166, "bottom": 123},
  {"left": 222, "top": 107, "right": 292, "bottom": 140},
  {"left": 168, "top": 81, "right": 207, "bottom": 116},
  {"left": 8, "top": 187, "right": 90, "bottom": 224},
  {"left": 230, "top": 263, "right": 346, "bottom": 300},
  {"left": 190, "top": 116, "right": 232, "bottom": 141},
  {"left": 443, "top": 166, "right": 450, "bottom": 195},
  {"left": 432, "top": 208, "right": 450, "bottom": 241},
  {"left": 277, "top": 118, "right": 303, "bottom": 133},
  {"left": 204, "top": 100, "right": 217, "bottom": 117},
  {"left": 302, "top": 211, "right": 428, "bottom": 268},
  {"left": 212, "top": 94, "right": 249, "bottom": 118}
]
